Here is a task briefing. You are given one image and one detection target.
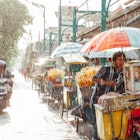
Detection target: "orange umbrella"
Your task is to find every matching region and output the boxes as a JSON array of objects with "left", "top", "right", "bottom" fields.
[{"left": 84, "top": 27, "right": 140, "bottom": 53}]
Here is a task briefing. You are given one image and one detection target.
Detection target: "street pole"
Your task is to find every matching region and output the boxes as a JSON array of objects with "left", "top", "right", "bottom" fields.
[
  {"left": 72, "top": 8, "right": 100, "bottom": 43},
  {"left": 72, "top": 7, "right": 77, "bottom": 42},
  {"left": 58, "top": 0, "right": 62, "bottom": 45},
  {"left": 101, "top": 0, "right": 107, "bottom": 32},
  {"left": 100, "top": 0, "right": 112, "bottom": 65},
  {"left": 100, "top": 0, "right": 107, "bottom": 66},
  {"left": 101, "top": 0, "right": 112, "bottom": 31},
  {"left": 28, "top": 1, "right": 46, "bottom": 57},
  {"left": 43, "top": 7, "right": 46, "bottom": 57},
  {"left": 49, "top": 31, "right": 52, "bottom": 55}
]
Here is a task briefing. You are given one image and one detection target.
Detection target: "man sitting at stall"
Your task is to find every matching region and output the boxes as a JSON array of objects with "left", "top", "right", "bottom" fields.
[{"left": 91, "top": 51, "right": 126, "bottom": 139}]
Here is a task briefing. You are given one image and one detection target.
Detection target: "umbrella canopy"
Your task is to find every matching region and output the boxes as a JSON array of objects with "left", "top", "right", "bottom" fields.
[
  {"left": 81, "top": 48, "right": 140, "bottom": 59},
  {"left": 63, "top": 54, "right": 87, "bottom": 64},
  {"left": 81, "top": 49, "right": 113, "bottom": 58},
  {"left": 84, "top": 27, "right": 140, "bottom": 53},
  {"left": 50, "top": 42, "right": 83, "bottom": 59}
]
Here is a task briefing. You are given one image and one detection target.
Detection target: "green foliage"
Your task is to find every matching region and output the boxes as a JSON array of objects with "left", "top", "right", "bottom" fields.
[{"left": 0, "top": 0, "right": 32, "bottom": 66}]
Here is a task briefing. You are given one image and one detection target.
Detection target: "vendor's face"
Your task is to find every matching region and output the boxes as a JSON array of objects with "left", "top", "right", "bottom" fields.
[{"left": 114, "top": 56, "right": 125, "bottom": 69}]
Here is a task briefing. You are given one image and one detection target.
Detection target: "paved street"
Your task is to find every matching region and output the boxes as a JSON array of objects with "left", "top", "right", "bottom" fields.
[{"left": 0, "top": 71, "right": 85, "bottom": 140}]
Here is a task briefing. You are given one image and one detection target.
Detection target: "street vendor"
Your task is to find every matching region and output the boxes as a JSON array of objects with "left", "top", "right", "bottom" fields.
[{"left": 91, "top": 51, "right": 126, "bottom": 139}]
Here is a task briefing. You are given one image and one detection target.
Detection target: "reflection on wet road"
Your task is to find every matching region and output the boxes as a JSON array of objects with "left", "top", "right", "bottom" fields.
[{"left": 0, "top": 71, "right": 84, "bottom": 140}]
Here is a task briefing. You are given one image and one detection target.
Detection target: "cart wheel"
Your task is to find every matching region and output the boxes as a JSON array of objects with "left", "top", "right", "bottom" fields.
[
  {"left": 38, "top": 82, "right": 42, "bottom": 100},
  {"left": 35, "top": 79, "right": 38, "bottom": 90},
  {"left": 76, "top": 117, "right": 79, "bottom": 132},
  {"left": 59, "top": 93, "right": 64, "bottom": 118},
  {"left": 59, "top": 101, "right": 64, "bottom": 119},
  {"left": 32, "top": 77, "right": 34, "bottom": 89},
  {"left": 38, "top": 89, "right": 41, "bottom": 99},
  {"left": 32, "top": 76, "right": 36, "bottom": 90}
]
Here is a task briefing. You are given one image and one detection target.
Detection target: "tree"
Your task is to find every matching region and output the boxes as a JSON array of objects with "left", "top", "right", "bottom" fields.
[{"left": 0, "top": 0, "right": 32, "bottom": 66}]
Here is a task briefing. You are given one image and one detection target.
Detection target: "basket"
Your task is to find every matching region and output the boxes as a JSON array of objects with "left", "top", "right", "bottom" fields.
[{"left": 80, "top": 86, "right": 93, "bottom": 102}]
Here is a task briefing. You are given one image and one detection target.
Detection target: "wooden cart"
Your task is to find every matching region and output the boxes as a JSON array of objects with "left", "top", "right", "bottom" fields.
[
  {"left": 36, "top": 59, "right": 56, "bottom": 102},
  {"left": 32, "top": 62, "right": 42, "bottom": 90},
  {"left": 44, "top": 68, "right": 65, "bottom": 117}
]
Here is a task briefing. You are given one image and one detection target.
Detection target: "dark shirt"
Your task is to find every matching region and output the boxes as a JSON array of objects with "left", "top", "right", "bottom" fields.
[
  {"left": 115, "top": 70, "right": 125, "bottom": 94},
  {"left": 91, "top": 66, "right": 124, "bottom": 103}
]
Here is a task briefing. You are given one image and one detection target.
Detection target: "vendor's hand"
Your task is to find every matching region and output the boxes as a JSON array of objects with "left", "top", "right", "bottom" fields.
[{"left": 108, "top": 81, "right": 116, "bottom": 87}]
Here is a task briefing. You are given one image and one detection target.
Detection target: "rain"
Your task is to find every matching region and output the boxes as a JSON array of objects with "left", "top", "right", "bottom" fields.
[{"left": 0, "top": 0, "right": 140, "bottom": 140}]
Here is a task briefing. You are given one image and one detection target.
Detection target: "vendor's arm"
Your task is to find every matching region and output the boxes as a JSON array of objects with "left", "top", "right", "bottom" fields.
[
  {"left": 93, "top": 66, "right": 116, "bottom": 87},
  {"left": 93, "top": 77, "right": 116, "bottom": 87}
]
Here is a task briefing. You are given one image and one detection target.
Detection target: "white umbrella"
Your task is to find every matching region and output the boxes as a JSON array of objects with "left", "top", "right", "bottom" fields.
[
  {"left": 83, "top": 49, "right": 140, "bottom": 59},
  {"left": 81, "top": 43, "right": 140, "bottom": 59},
  {"left": 81, "top": 50, "right": 113, "bottom": 58},
  {"left": 103, "top": 48, "right": 140, "bottom": 59},
  {"left": 63, "top": 54, "right": 87, "bottom": 64},
  {"left": 50, "top": 42, "right": 83, "bottom": 59}
]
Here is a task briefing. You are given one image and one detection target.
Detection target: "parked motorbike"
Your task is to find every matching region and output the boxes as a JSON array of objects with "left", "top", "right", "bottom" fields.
[{"left": 0, "top": 78, "right": 10, "bottom": 113}]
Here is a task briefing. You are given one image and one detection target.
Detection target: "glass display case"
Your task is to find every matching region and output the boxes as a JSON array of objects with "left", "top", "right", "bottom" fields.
[{"left": 124, "top": 60, "right": 140, "bottom": 94}]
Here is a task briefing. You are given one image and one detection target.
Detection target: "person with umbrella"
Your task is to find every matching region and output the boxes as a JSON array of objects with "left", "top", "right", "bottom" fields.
[{"left": 90, "top": 51, "right": 126, "bottom": 139}]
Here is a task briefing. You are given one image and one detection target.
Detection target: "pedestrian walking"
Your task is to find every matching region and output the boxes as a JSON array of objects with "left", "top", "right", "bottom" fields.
[{"left": 23, "top": 68, "right": 27, "bottom": 81}]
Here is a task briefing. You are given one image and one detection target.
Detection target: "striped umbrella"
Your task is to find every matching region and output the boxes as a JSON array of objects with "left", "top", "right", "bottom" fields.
[
  {"left": 50, "top": 42, "right": 83, "bottom": 59},
  {"left": 81, "top": 48, "right": 140, "bottom": 59},
  {"left": 83, "top": 27, "right": 140, "bottom": 54},
  {"left": 63, "top": 54, "right": 87, "bottom": 64}
]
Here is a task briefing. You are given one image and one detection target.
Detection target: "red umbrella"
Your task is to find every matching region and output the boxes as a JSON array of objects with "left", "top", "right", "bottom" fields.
[{"left": 84, "top": 27, "right": 140, "bottom": 53}]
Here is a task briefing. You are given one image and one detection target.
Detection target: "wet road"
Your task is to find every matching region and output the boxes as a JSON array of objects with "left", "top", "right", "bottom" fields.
[{"left": 0, "top": 71, "right": 84, "bottom": 140}]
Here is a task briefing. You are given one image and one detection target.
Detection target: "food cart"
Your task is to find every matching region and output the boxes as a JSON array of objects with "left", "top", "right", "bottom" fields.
[
  {"left": 94, "top": 60, "right": 140, "bottom": 140},
  {"left": 32, "top": 62, "right": 42, "bottom": 90},
  {"left": 63, "top": 76, "right": 76, "bottom": 109},
  {"left": 39, "top": 59, "right": 56, "bottom": 101},
  {"left": 46, "top": 68, "right": 64, "bottom": 104},
  {"left": 62, "top": 55, "right": 88, "bottom": 118},
  {"left": 75, "top": 66, "right": 100, "bottom": 122}
]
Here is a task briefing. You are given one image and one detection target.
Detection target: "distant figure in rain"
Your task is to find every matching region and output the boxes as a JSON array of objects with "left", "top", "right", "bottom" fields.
[{"left": 23, "top": 68, "right": 27, "bottom": 81}]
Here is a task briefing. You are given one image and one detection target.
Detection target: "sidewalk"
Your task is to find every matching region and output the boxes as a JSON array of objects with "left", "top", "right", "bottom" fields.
[{"left": 43, "top": 95, "right": 93, "bottom": 140}]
